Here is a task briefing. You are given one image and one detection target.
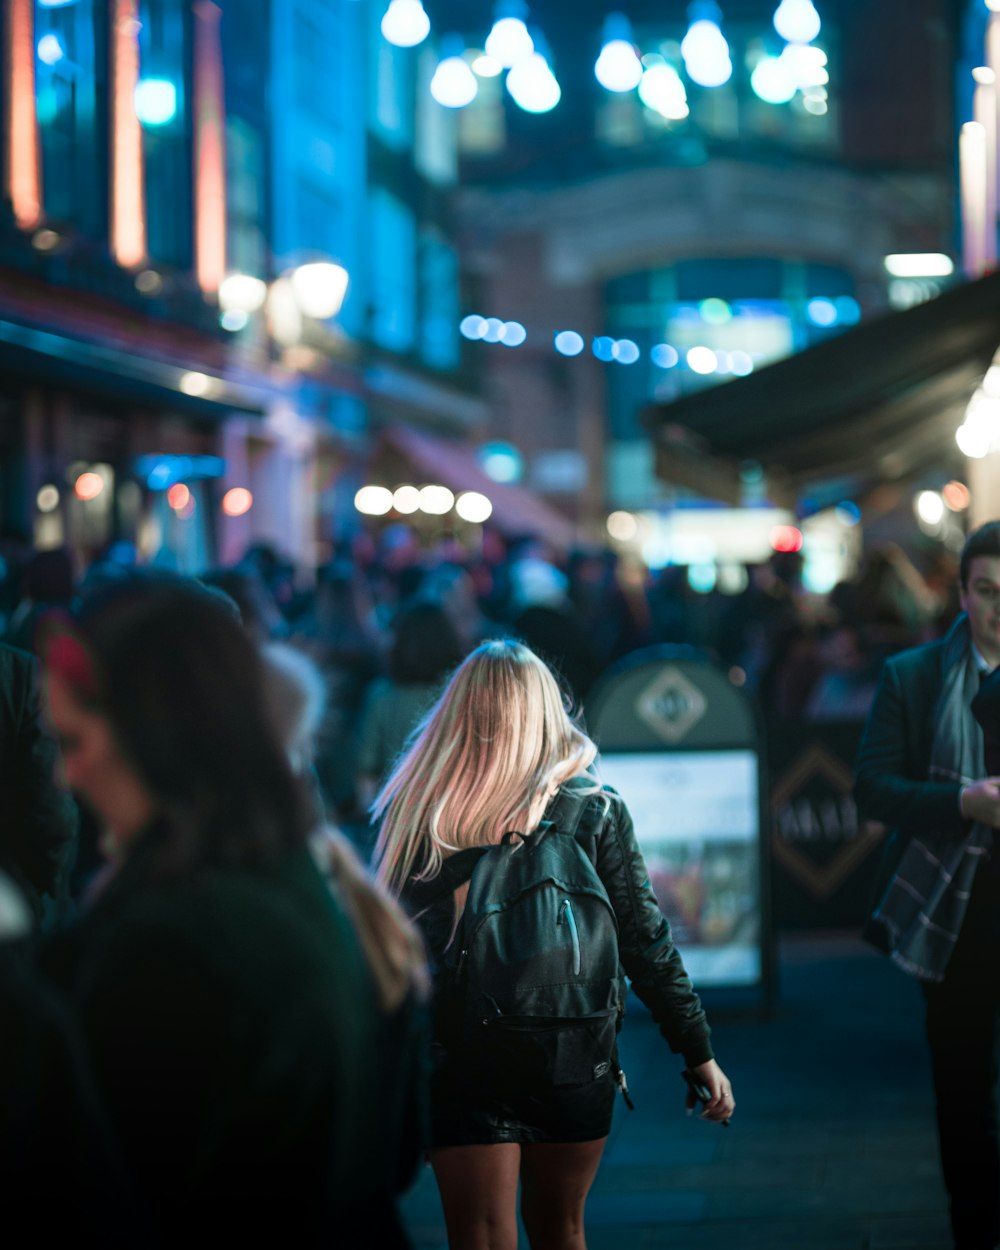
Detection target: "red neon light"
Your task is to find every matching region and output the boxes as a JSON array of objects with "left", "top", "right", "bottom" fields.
[
  {"left": 111, "top": 0, "right": 146, "bottom": 267},
  {"left": 193, "top": 2, "right": 226, "bottom": 296},
  {"left": 5, "top": 0, "right": 42, "bottom": 229}
]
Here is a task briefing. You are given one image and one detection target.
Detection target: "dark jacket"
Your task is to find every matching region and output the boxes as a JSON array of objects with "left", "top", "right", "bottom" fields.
[
  {"left": 405, "top": 776, "right": 713, "bottom": 1069},
  {"left": 44, "top": 830, "right": 393, "bottom": 1246},
  {"left": 853, "top": 629, "right": 973, "bottom": 948},
  {"left": 0, "top": 643, "right": 77, "bottom": 918}
]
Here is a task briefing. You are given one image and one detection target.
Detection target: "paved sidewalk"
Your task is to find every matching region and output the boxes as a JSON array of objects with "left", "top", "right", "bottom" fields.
[{"left": 401, "top": 933, "right": 951, "bottom": 1250}]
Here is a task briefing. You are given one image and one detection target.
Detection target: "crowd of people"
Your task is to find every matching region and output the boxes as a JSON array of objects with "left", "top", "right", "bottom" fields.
[{"left": 0, "top": 520, "right": 974, "bottom": 1247}]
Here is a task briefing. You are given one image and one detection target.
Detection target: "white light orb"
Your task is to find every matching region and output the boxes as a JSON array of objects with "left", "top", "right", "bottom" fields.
[
  {"left": 595, "top": 40, "right": 643, "bottom": 93},
  {"left": 638, "top": 62, "right": 689, "bottom": 119},
  {"left": 219, "top": 273, "right": 268, "bottom": 313},
  {"left": 455, "top": 491, "right": 493, "bottom": 523},
  {"left": 37, "top": 34, "right": 65, "bottom": 65},
  {"left": 482, "top": 317, "right": 505, "bottom": 343},
  {"left": 773, "top": 0, "right": 822, "bottom": 45},
  {"left": 554, "top": 330, "right": 585, "bottom": 356},
  {"left": 36, "top": 484, "right": 60, "bottom": 512},
  {"left": 651, "top": 343, "right": 679, "bottom": 368},
  {"left": 729, "top": 350, "right": 754, "bottom": 376},
  {"left": 957, "top": 421, "right": 992, "bottom": 459},
  {"left": 418, "top": 484, "right": 455, "bottom": 515},
  {"left": 485, "top": 17, "right": 533, "bottom": 68},
  {"left": 780, "top": 42, "right": 828, "bottom": 89},
  {"left": 460, "top": 314, "right": 487, "bottom": 340},
  {"left": 380, "top": 0, "right": 430, "bottom": 48},
  {"left": 134, "top": 78, "right": 178, "bottom": 127},
  {"left": 607, "top": 511, "right": 638, "bottom": 542},
  {"left": 472, "top": 53, "right": 503, "bottom": 77},
  {"left": 289, "top": 262, "right": 349, "bottom": 320},
  {"left": 681, "top": 20, "right": 732, "bottom": 88},
  {"left": 506, "top": 54, "right": 561, "bottom": 113},
  {"left": 915, "top": 491, "right": 945, "bottom": 526},
  {"left": 500, "top": 321, "right": 527, "bottom": 346},
  {"left": 750, "top": 55, "right": 797, "bottom": 104},
  {"left": 806, "top": 297, "right": 838, "bottom": 326},
  {"left": 392, "top": 485, "right": 421, "bottom": 514},
  {"left": 354, "top": 485, "right": 394, "bottom": 516},
  {"left": 430, "top": 54, "right": 478, "bottom": 108},
  {"left": 612, "top": 339, "right": 640, "bottom": 364},
  {"left": 687, "top": 346, "right": 718, "bottom": 374},
  {"left": 179, "top": 371, "right": 211, "bottom": 396}
]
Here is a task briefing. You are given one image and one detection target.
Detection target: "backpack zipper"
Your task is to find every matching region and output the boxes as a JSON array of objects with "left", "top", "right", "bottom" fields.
[{"left": 559, "top": 898, "right": 581, "bottom": 975}]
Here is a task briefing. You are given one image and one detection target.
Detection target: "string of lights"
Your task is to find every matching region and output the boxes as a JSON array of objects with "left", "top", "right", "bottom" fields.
[{"left": 380, "top": 0, "right": 827, "bottom": 117}]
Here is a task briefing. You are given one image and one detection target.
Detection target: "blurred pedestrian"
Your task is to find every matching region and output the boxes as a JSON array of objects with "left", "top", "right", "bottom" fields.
[
  {"left": 374, "top": 639, "right": 734, "bottom": 1250},
  {"left": 356, "top": 600, "right": 468, "bottom": 812},
  {"left": 855, "top": 520, "right": 1000, "bottom": 1250},
  {"left": 39, "top": 575, "right": 389, "bottom": 1245}
]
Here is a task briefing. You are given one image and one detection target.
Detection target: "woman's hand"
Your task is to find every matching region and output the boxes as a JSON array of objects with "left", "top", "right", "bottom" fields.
[{"left": 687, "top": 1058, "right": 735, "bottom": 1124}]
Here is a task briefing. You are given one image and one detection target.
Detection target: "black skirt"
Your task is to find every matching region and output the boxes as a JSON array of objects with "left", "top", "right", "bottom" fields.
[{"left": 429, "top": 1047, "right": 618, "bottom": 1148}]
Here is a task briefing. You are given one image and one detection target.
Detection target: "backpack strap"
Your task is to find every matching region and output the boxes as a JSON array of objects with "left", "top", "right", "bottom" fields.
[{"left": 404, "top": 846, "right": 490, "bottom": 912}]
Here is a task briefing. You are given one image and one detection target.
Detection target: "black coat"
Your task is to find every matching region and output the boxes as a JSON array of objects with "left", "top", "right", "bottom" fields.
[
  {"left": 44, "top": 832, "right": 397, "bottom": 1246},
  {"left": 0, "top": 643, "right": 77, "bottom": 918},
  {"left": 405, "top": 777, "right": 714, "bottom": 1068},
  {"left": 853, "top": 629, "right": 975, "bottom": 945}
]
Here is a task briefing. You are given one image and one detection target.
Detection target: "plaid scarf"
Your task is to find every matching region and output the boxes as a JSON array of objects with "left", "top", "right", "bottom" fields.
[{"left": 867, "top": 615, "right": 991, "bottom": 982}]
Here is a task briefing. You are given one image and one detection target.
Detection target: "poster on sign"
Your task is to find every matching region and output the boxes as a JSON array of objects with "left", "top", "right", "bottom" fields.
[{"left": 598, "top": 750, "right": 762, "bottom": 987}]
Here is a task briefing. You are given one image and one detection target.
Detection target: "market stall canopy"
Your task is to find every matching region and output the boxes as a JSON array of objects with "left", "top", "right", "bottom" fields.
[
  {"left": 642, "top": 269, "right": 1000, "bottom": 506},
  {"left": 378, "top": 423, "right": 578, "bottom": 553}
]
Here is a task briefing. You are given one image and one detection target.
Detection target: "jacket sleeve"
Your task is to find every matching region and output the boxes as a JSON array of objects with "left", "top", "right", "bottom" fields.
[
  {"left": 592, "top": 791, "right": 713, "bottom": 1068},
  {"left": 853, "top": 658, "right": 968, "bottom": 839}
]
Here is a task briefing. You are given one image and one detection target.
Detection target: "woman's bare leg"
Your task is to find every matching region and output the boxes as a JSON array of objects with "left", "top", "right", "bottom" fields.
[
  {"left": 519, "top": 1138, "right": 607, "bottom": 1250},
  {"left": 430, "top": 1143, "right": 522, "bottom": 1250}
]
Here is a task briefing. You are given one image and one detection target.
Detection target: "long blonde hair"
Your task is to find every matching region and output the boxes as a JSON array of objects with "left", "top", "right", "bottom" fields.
[{"left": 374, "top": 639, "right": 598, "bottom": 896}]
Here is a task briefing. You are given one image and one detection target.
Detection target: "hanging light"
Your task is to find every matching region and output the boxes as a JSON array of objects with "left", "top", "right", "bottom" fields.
[
  {"left": 773, "top": 0, "right": 821, "bottom": 45},
  {"left": 430, "top": 37, "right": 478, "bottom": 108},
  {"left": 638, "top": 56, "right": 689, "bottom": 119},
  {"left": 750, "top": 54, "right": 797, "bottom": 104},
  {"left": 380, "top": 0, "right": 430, "bottom": 48},
  {"left": 289, "top": 261, "right": 349, "bottom": 319},
  {"left": 507, "top": 33, "right": 561, "bottom": 113},
  {"left": 681, "top": 2, "right": 733, "bottom": 89},
  {"left": 485, "top": 2, "right": 534, "bottom": 68},
  {"left": 595, "top": 13, "right": 643, "bottom": 93}
]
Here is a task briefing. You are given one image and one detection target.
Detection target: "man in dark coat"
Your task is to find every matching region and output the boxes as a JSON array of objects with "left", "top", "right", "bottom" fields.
[
  {"left": 0, "top": 641, "right": 77, "bottom": 921},
  {"left": 855, "top": 520, "right": 1000, "bottom": 1250}
]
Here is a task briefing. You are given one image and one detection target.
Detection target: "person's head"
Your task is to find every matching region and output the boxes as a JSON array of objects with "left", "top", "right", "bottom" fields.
[
  {"left": 260, "top": 641, "right": 327, "bottom": 775},
  {"left": 373, "top": 639, "right": 596, "bottom": 894},
  {"left": 388, "top": 600, "right": 465, "bottom": 687},
  {"left": 41, "top": 574, "right": 309, "bottom": 870},
  {"left": 959, "top": 521, "right": 1000, "bottom": 667}
]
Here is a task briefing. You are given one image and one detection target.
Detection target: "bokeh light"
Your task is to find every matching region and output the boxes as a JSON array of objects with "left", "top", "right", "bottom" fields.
[{"left": 222, "top": 488, "right": 254, "bottom": 518}]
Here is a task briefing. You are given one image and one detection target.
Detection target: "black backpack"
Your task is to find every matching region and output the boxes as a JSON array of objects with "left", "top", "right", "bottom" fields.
[{"left": 444, "top": 793, "right": 624, "bottom": 1090}]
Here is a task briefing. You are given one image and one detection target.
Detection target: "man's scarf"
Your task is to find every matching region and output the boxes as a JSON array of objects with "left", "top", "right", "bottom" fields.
[{"left": 867, "top": 615, "right": 991, "bottom": 982}]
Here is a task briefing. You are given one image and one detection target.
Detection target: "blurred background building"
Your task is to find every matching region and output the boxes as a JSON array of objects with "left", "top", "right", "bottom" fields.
[{"left": 0, "top": 0, "right": 998, "bottom": 588}]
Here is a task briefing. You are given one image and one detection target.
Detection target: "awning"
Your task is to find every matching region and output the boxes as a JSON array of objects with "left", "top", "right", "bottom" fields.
[
  {"left": 642, "top": 270, "right": 1000, "bottom": 504},
  {"left": 378, "top": 423, "right": 578, "bottom": 553}
]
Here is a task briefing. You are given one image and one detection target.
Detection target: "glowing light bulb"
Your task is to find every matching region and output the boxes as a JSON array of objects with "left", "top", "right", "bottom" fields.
[
  {"left": 595, "top": 16, "right": 643, "bottom": 92},
  {"left": 773, "top": 0, "right": 821, "bottom": 45},
  {"left": 681, "top": 16, "right": 732, "bottom": 88},
  {"left": 380, "top": 0, "right": 430, "bottom": 49},
  {"left": 750, "top": 55, "right": 797, "bottom": 104},
  {"left": 485, "top": 16, "right": 534, "bottom": 67},
  {"left": 638, "top": 60, "right": 689, "bottom": 119},
  {"left": 430, "top": 52, "right": 478, "bottom": 108},
  {"left": 506, "top": 53, "right": 561, "bottom": 113}
]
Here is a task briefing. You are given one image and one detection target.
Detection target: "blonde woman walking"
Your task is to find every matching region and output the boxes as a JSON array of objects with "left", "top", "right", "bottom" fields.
[{"left": 375, "top": 640, "right": 734, "bottom": 1250}]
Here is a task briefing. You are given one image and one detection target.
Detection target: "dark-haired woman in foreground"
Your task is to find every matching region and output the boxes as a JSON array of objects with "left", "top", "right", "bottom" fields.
[{"left": 40, "top": 577, "right": 398, "bottom": 1245}]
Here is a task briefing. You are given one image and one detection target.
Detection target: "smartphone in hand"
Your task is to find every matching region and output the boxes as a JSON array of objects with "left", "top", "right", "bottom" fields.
[{"left": 682, "top": 1069, "right": 731, "bottom": 1127}]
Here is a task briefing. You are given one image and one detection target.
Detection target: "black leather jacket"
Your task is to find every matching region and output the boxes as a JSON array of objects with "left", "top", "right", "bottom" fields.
[{"left": 403, "top": 775, "right": 714, "bottom": 1069}]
